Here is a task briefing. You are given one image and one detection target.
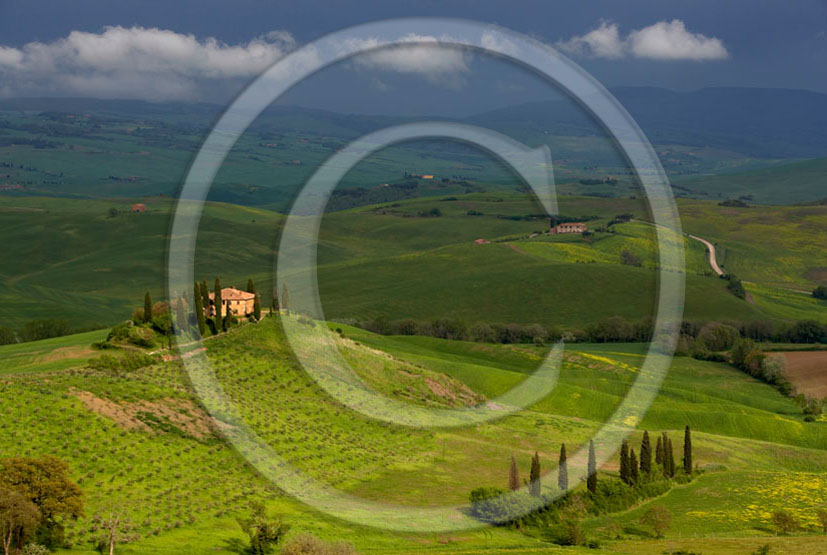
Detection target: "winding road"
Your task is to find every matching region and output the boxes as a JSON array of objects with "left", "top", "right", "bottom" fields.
[{"left": 687, "top": 234, "right": 723, "bottom": 276}]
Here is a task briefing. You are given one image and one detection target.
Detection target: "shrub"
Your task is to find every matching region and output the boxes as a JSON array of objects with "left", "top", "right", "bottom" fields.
[
  {"left": 813, "top": 285, "right": 827, "bottom": 300},
  {"left": 697, "top": 322, "right": 740, "bottom": 351},
  {"left": 771, "top": 509, "right": 798, "bottom": 535},
  {"left": 87, "top": 352, "right": 156, "bottom": 374},
  {"left": 620, "top": 250, "right": 643, "bottom": 267},
  {"left": 469, "top": 322, "right": 496, "bottom": 343},
  {"left": 107, "top": 321, "right": 133, "bottom": 342},
  {"left": 640, "top": 505, "right": 671, "bottom": 538},
  {"left": 468, "top": 488, "right": 538, "bottom": 525},
  {"left": 21, "top": 544, "right": 50, "bottom": 555},
  {"left": 280, "top": 534, "right": 357, "bottom": 555}
]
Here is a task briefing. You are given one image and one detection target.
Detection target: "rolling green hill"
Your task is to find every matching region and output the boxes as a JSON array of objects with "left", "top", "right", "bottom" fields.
[
  {"left": 1, "top": 316, "right": 826, "bottom": 553},
  {"left": 2, "top": 193, "right": 825, "bottom": 332}
]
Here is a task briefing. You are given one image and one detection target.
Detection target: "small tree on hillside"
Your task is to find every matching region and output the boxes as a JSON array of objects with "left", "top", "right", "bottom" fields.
[
  {"left": 91, "top": 511, "right": 136, "bottom": 555},
  {"left": 193, "top": 282, "right": 206, "bottom": 337},
  {"left": 558, "top": 444, "right": 568, "bottom": 492},
  {"left": 508, "top": 455, "right": 520, "bottom": 492},
  {"left": 816, "top": 508, "right": 827, "bottom": 533},
  {"left": 143, "top": 292, "right": 152, "bottom": 323},
  {"left": 238, "top": 502, "right": 289, "bottom": 555},
  {"left": 0, "top": 485, "right": 41, "bottom": 555},
  {"left": 640, "top": 430, "right": 652, "bottom": 476},
  {"left": 619, "top": 441, "right": 630, "bottom": 485},
  {"left": 683, "top": 425, "right": 693, "bottom": 475},
  {"left": 630, "top": 449, "right": 639, "bottom": 484},
  {"left": 640, "top": 505, "right": 671, "bottom": 538},
  {"left": 253, "top": 294, "right": 261, "bottom": 322},
  {"left": 529, "top": 452, "right": 541, "bottom": 497},
  {"left": 587, "top": 440, "right": 597, "bottom": 494},
  {"left": 771, "top": 509, "right": 798, "bottom": 535},
  {"left": 813, "top": 285, "right": 827, "bottom": 300},
  {"left": 281, "top": 283, "right": 290, "bottom": 315},
  {"left": 665, "top": 436, "right": 675, "bottom": 478}
]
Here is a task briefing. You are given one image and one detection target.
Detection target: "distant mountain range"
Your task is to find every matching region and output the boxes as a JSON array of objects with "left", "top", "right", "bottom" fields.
[{"left": 3, "top": 86, "right": 826, "bottom": 159}]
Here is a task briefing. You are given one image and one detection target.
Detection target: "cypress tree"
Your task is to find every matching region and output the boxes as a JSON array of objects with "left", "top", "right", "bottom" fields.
[
  {"left": 253, "top": 294, "right": 262, "bottom": 321},
  {"left": 214, "top": 278, "right": 222, "bottom": 327},
  {"left": 201, "top": 280, "right": 210, "bottom": 310},
  {"left": 271, "top": 288, "right": 280, "bottom": 316},
  {"left": 509, "top": 455, "right": 520, "bottom": 491},
  {"left": 558, "top": 443, "right": 568, "bottom": 492},
  {"left": 529, "top": 452, "right": 541, "bottom": 497},
  {"left": 665, "top": 436, "right": 675, "bottom": 478},
  {"left": 247, "top": 278, "right": 256, "bottom": 294},
  {"left": 194, "top": 282, "right": 206, "bottom": 337},
  {"left": 619, "top": 440, "right": 630, "bottom": 484},
  {"left": 683, "top": 425, "right": 693, "bottom": 475},
  {"left": 655, "top": 435, "right": 664, "bottom": 467},
  {"left": 222, "top": 310, "right": 230, "bottom": 333},
  {"left": 587, "top": 440, "right": 597, "bottom": 494},
  {"left": 143, "top": 291, "right": 152, "bottom": 323},
  {"left": 640, "top": 430, "right": 652, "bottom": 476},
  {"left": 630, "top": 449, "right": 639, "bottom": 484},
  {"left": 281, "top": 283, "right": 290, "bottom": 315},
  {"left": 175, "top": 297, "right": 186, "bottom": 335}
]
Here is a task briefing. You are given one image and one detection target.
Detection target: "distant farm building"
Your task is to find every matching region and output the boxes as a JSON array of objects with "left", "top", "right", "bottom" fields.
[
  {"left": 474, "top": 238, "right": 490, "bottom": 245},
  {"left": 131, "top": 203, "right": 146, "bottom": 213},
  {"left": 550, "top": 222, "right": 587, "bottom": 234},
  {"left": 421, "top": 174, "right": 435, "bottom": 179},
  {"left": 208, "top": 287, "right": 255, "bottom": 318}
]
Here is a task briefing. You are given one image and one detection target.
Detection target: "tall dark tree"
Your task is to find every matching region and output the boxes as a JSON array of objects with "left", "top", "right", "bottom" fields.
[
  {"left": 281, "top": 283, "right": 290, "bottom": 315},
  {"left": 664, "top": 436, "right": 675, "bottom": 478},
  {"left": 508, "top": 455, "right": 520, "bottom": 492},
  {"left": 247, "top": 278, "right": 256, "bottom": 294},
  {"left": 630, "top": 449, "right": 639, "bottom": 484},
  {"left": 587, "top": 440, "right": 597, "bottom": 494},
  {"left": 640, "top": 430, "right": 652, "bottom": 476},
  {"left": 214, "top": 278, "right": 222, "bottom": 329},
  {"left": 174, "top": 297, "right": 186, "bottom": 335},
  {"left": 558, "top": 444, "right": 568, "bottom": 492},
  {"left": 683, "top": 425, "right": 693, "bottom": 475},
  {"left": 271, "top": 288, "right": 280, "bottom": 316},
  {"left": 200, "top": 280, "right": 210, "bottom": 311},
  {"left": 529, "top": 452, "right": 541, "bottom": 497},
  {"left": 143, "top": 292, "right": 152, "bottom": 323},
  {"left": 253, "top": 294, "right": 262, "bottom": 322},
  {"left": 193, "top": 282, "right": 206, "bottom": 337},
  {"left": 619, "top": 440, "right": 630, "bottom": 485},
  {"left": 655, "top": 436, "right": 664, "bottom": 468}
]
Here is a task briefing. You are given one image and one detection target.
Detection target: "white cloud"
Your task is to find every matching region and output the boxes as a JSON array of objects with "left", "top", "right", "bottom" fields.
[
  {"left": 344, "top": 33, "right": 471, "bottom": 89},
  {"left": 557, "top": 21, "right": 625, "bottom": 59},
  {"left": 0, "top": 26, "right": 295, "bottom": 100},
  {"left": 558, "top": 19, "right": 729, "bottom": 61}
]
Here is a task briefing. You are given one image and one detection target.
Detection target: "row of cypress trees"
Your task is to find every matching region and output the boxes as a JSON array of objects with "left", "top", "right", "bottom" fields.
[{"left": 509, "top": 426, "right": 693, "bottom": 496}]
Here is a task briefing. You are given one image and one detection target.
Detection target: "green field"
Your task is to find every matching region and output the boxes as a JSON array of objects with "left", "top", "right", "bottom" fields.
[
  {"left": 1, "top": 317, "right": 826, "bottom": 554},
  {"left": 2, "top": 193, "right": 825, "bottom": 332}
]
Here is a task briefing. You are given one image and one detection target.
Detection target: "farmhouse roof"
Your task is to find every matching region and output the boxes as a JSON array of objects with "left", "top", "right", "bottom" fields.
[{"left": 209, "top": 287, "right": 255, "bottom": 301}]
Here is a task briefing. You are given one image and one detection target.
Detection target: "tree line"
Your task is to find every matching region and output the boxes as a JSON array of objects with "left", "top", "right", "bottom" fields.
[{"left": 353, "top": 314, "right": 827, "bottom": 346}]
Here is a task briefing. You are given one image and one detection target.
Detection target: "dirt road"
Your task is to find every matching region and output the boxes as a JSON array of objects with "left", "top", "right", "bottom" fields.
[{"left": 688, "top": 234, "right": 724, "bottom": 276}]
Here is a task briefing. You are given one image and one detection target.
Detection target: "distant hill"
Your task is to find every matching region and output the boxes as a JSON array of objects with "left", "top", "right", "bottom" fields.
[{"left": 469, "top": 86, "right": 827, "bottom": 159}]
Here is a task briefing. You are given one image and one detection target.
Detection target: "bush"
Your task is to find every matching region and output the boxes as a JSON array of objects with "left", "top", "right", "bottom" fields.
[
  {"left": 21, "top": 545, "right": 50, "bottom": 555},
  {"left": 87, "top": 351, "right": 156, "bottom": 374},
  {"left": 697, "top": 322, "right": 740, "bottom": 351},
  {"left": 280, "top": 534, "right": 357, "bottom": 555},
  {"left": 468, "top": 488, "right": 538, "bottom": 525},
  {"left": 469, "top": 322, "right": 496, "bottom": 343},
  {"left": 640, "top": 505, "right": 671, "bottom": 538},
  {"left": 620, "top": 250, "right": 643, "bottom": 267},
  {"left": 771, "top": 509, "right": 798, "bottom": 535},
  {"left": 813, "top": 285, "right": 827, "bottom": 300},
  {"left": 0, "top": 325, "right": 17, "bottom": 345}
]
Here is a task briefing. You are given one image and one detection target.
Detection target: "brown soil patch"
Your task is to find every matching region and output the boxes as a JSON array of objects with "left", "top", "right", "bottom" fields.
[
  {"left": 36, "top": 345, "right": 96, "bottom": 364},
  {"left": 803, "top": 267, "right": 827, "bottom": 283},
  {"left": 506, "top": 243, "right": 527, "bottom": 255},
  {"left": 780, "top": 351, "right": 827, "bottom": 398},
  {"left": 71, "top": 389, "right": 214, "bottom": 439}
]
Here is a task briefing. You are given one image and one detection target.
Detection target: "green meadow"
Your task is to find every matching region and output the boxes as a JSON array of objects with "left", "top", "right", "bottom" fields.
[{"left": 1, "top": 317, "right": 826, "bottom": 553}]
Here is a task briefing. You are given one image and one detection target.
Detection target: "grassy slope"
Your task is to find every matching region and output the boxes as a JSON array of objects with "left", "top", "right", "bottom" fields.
[
  {"left": 1, "top": 319, "right": 826, "bottom": 553},
  {"left": 1, "top": 193, "right": 824, "bottom": 331}
]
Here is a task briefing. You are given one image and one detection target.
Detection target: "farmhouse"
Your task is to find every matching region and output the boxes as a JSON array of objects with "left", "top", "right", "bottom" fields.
[
  {"left": 131, "top": 203, "right": 146, "bottom": 213},
  {"left": 550, "top": 222, "right": 587, "bottom": 234},
  {"left": 208, "top": 287, "right": 256, "bottom": 318}
]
